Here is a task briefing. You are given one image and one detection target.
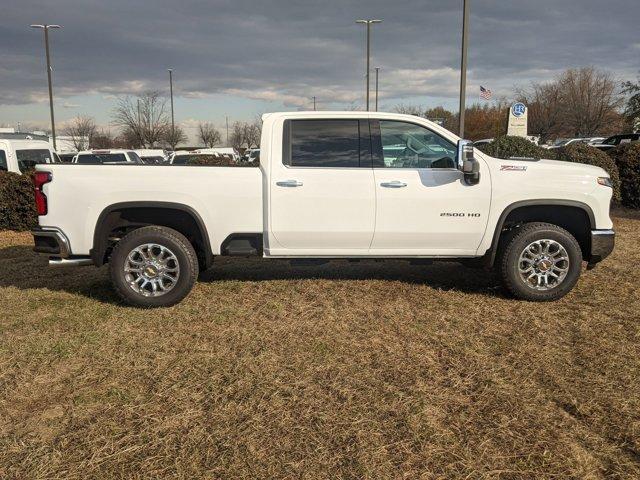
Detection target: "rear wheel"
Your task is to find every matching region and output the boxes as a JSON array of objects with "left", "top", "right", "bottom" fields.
[
  {"left": 109, "top": 226, "right": 198, "bottom": 307},
  {"left": 498, "top": 222, "right": 582, "bottom": 301}
]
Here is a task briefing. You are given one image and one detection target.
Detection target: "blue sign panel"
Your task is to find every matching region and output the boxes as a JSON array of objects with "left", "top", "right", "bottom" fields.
[{"left": 511, "top": 103, "right": 527, "bottom": 117}]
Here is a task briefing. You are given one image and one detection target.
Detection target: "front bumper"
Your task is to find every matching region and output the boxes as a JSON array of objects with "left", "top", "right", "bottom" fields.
[{"left": 588, "top": 229, "right": 615, "bottom": 268}]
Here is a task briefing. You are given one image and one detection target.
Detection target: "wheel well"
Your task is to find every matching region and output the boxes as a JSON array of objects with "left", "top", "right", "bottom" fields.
[
  {"left": 91, "top": 204, "right": 212, "bottom": 268},
  {"left": 491, "top": 204, "right": 593, "bottom": 265}
]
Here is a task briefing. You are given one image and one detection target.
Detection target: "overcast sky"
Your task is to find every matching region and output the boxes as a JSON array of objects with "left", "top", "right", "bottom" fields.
[{"left": 1, "top": 0, "right": 638, "bottom": 139}]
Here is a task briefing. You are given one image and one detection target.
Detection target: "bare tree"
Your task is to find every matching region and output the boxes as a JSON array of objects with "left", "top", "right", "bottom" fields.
[
  {"left": 229, "top": 121, "right": 261, "bottom": 150},
  {"left": 112, "top": 91, "right": 169, "bottom": 147},
  {"left": 518, "top": 67, "right": 624, "bottom": 139},
  {"left": 91, "top": 129, "right": 115, "bottom": 149},
  {"left": 161, "top": 125, "right": 188, "bottom": 149},
  {"left": 198, "top": 122, "right": 222, "bottom": 147},
  {"left": 64, "top": 115, "right": 97, "bottom": 151},
  {"left": 622, "top": 75, "right": 640, "bottom": 131},
  {"left": 516, "top": 82, "right": 564, "bottom": 142},
  {"left": 560, "top": 67, "right": 623, "bottom": 136}
]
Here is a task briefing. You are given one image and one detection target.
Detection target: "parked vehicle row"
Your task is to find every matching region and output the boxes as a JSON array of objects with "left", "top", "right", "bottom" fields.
[{"left": 32, "top": 111, "right": 615, "bottom": 307}]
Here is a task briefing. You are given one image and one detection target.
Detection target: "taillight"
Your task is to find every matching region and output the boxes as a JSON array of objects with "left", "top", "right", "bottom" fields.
[{"left": 33, "top": 171, "right": 52, "bottom": 216}]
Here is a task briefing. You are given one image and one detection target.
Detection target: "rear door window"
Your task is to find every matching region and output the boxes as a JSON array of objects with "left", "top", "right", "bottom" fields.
[{"left": 284, "top": 119, "right": 368, "bottom": 168}]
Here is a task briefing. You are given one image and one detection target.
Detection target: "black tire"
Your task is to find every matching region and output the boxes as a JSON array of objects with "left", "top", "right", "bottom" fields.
[
  {"left": 498, "top": 222, "right": 583, "bottom": 301},
  {"left": 109, "top": 226, "right": 198, "bottom": 308}
]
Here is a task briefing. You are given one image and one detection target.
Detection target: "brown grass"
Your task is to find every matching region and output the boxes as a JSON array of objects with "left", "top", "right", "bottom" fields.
[{"left": 1, "top": 210, "right": 639, "bottom": 479}]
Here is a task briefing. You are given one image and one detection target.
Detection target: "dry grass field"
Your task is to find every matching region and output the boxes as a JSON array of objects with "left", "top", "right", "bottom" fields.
[{"left": 1, "top": 210, "right": 639, "bottom": 479}]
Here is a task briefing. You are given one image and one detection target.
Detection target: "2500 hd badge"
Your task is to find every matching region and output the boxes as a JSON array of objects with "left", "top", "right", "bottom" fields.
[{"left": 440, "top": 212, "right": 481, "bottom": 217}]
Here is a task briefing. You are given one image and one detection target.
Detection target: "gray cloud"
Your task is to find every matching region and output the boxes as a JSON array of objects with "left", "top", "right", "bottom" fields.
[{"left": 1, "top": 0, "right": 638, "bottom": 108}]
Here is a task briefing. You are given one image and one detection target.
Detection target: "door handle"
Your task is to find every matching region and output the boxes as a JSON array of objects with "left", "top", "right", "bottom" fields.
[
  {"left": 276, "top": 180, "right": 303, "bottom": 187},
  {"left": 380, "top": 181, "right": 407, "bottom": 188}
]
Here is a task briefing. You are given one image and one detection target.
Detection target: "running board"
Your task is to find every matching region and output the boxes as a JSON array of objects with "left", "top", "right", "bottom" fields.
[{"left": 49, "top": 257, "right": 93, "bottom": 267}]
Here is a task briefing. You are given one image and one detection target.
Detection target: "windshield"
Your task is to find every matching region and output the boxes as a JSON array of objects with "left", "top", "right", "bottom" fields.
[
  {"left": 76, "top": 153, "right": 127, "bottom": 164},
  {"left": 16, "top": 149, "right": 53, "bottom": 173}
]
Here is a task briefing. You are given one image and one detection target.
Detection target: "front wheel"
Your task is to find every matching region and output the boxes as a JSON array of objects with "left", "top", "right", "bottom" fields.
[
  {"left": 498, "top": 222, "right": 583, "bottom": 301},
  {"left": 109, "top": 226, "right": 198, "bottom": 307}
]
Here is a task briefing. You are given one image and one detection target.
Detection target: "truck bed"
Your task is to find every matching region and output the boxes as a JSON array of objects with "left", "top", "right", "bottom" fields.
[{"left": 38, "top": 164, "right": 263, "bottom": 256}]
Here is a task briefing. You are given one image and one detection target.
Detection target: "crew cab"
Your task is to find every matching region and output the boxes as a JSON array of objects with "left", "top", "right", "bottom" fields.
[
  {"left": 32, "top": 112, "right": 615, "bottom": 307},
  {"left": 73, "top": 149, "right": 143, "bottom": 164}
]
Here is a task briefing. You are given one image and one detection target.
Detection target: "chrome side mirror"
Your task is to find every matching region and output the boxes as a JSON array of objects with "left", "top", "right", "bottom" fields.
[{"left": 457, "top": 139, "right": 480, "bottom": 185}]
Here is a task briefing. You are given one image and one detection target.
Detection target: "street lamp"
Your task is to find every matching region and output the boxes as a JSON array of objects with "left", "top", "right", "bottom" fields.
[
  {"left": 356, "top": 19, "right": 381, "bottom": 111},
  {"left": 167, "top": 69, "right": 175, "bottom": 140},
  {"left": 375, "top": 67, "right": 380, "bottom": 112},
  {"left": 30, "top": 24, "right": 61, "bottom": 150},
  {"left": 458, "top": 0, "right": 470, "bottom": 137}
]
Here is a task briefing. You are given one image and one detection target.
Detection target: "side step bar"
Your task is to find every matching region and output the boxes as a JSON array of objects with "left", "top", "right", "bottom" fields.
[{"left": 49, "top": 257, "right": 93, "bottom": 267}]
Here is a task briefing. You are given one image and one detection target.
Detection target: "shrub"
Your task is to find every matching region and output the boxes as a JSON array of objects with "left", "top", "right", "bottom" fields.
[
  {"left": 476, "top": 135, "right": 557, "bottom": 160},
  {"left": 610, "top": 143, "right": 640, "bottom": 208},
  {"left": 0, "top": 171, "right": 38, "bottom": 231},
  {"left": 555, "top": 143, "right": 621, "bottom": 203}
]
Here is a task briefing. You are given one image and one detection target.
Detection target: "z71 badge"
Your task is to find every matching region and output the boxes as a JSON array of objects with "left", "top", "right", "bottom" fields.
[{"left": 500, "top": 165, "right": 527, "bottom": 171}]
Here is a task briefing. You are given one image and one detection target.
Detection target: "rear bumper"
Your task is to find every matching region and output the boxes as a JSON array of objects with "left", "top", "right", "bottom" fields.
[
  {"left": 588, "top": 229, "right": 615, "bottom": 268},
  {"left": 32, "top": 227, "right": 71, "bottom": 257},
  {"left": 32, "top": 227, "right": 93, "bottom": 266}
]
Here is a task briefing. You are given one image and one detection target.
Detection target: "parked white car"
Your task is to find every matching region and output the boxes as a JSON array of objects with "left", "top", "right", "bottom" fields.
[
  {"left": 135, "top": 149, "right": 167, "bottom": 164},
  {"left": 195, "top": 147, "right": 239, "bottom": 160},
  {"left": 73, "top": 150, "right": 143, "bottom": 164},
  {"left": 33, "top": 111, "right": 614, "bottom": 307},
  {"left": 0, "top": 138, "right": 59, "bottom": 174}
]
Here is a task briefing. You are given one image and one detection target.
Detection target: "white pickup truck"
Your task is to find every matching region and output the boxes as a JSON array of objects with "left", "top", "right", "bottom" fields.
[{"left": 32, "top": 112, "right": 615, "bottom": 307}]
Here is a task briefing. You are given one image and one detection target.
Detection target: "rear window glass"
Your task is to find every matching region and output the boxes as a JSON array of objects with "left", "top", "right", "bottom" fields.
[
  {"left": 16, "top": 149, "right": 52, "bottom": 173},
  {"left": 76, "top": 153, "right": 127, "bottom": 164},
  {"left": 288, "top": 120, "right": 360, "bottom": 168}
]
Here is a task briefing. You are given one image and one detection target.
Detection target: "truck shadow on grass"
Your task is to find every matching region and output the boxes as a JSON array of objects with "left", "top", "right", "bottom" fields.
[{"left": 0, "top": 245, "right": 504, "bottom": 305}]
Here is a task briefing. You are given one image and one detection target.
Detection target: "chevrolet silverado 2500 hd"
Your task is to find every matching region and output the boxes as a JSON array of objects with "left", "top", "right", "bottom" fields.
[{"left": 32, "top": 112, "right": 615, "bottom": 307}]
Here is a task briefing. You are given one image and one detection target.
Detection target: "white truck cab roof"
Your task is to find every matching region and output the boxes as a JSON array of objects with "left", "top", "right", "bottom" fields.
[{"left": 0, "top": 138, "right": 58, "bottom": 174}]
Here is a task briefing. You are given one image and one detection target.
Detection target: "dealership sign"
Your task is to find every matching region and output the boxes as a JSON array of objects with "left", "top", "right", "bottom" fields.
[{"left": 507, "top": 102, "right": 528, "bottom": 137}]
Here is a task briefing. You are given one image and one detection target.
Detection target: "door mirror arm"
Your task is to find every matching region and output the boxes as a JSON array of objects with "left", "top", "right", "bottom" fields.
[{"left": 457, "top": 139, "right": 480, "bottom": 185}]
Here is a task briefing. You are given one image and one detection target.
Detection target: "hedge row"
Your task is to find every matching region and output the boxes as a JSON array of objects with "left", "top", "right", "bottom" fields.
[
  {"left": 476, "top": 136, "right": 558, "bottom": 160},
  {"left": 0, "top": 171, "right": 38, "bottom": 231},
  {"left": 610, "top": 143, "right": 640, "bottom": 208}
]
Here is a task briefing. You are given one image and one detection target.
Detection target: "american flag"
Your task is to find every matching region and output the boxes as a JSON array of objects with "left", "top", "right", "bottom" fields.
[{"left": 480, "top": 85, "right": 492, "bottom": 100}]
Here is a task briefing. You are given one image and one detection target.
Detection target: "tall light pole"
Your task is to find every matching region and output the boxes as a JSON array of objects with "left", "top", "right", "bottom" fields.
[
  {"left": 356, "top": 19, "right": 381, "bottom": 111},
  {"left": 225, "top": 116, "right": 229, "bottom": 145},
  {"left": 30, "top": 24, "right": 61, "bottom": 150},
  {"left": 374, "top": 67, "right": 380, "bottom": 112},
  {"left": 458, "top": 0, "right": 470, "bottom": 138},
  {"left": 167, "top": 69, "right": 175, "bottom": 140},
  {"left": 312, "top": 96, "right": 316, "bottom": 111}
]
